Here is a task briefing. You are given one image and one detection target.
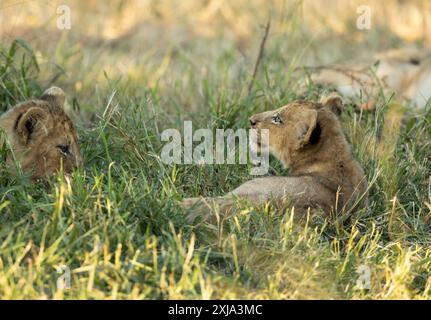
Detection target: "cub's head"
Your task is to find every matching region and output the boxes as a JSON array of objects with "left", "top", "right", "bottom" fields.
[
  {"left": 249, "top": 93, "right": 344, "bottom": 166},
  {"left": 0, "top": 87, "right": 83, "bottom": 180}
]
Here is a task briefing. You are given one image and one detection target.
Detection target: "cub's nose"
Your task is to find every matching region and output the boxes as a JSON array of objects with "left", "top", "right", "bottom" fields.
[{"left": 249, "top": 117, "right": 257, "bottom": 127}]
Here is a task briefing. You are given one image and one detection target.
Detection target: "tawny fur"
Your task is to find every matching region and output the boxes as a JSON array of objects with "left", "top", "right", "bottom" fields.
[
  {"left": 308, "top": 47, "right": 431, "bottom": 109},
  {"left": 182, "top": 94, "right": 368, "bottom": 222},
  {"left": 0, "top": 87, "right": 83, "bottom": 180}
]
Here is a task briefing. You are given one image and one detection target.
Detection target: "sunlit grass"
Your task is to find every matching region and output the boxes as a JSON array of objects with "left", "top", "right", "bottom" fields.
[{"left": 0, "top": 1, "right": 430, "bottom": 299}]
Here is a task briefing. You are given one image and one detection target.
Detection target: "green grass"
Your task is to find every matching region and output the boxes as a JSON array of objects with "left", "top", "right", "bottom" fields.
[{"left": 1, "top": 20, "right": 431, "bottom": 299}]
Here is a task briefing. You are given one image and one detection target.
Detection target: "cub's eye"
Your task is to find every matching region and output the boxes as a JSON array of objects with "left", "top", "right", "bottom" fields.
[
  {"left": 271, "top": 114, "right": 283, "bottom": 124},
  {"left": 57, "top": 145, "right": 70, "bottom": 155}
]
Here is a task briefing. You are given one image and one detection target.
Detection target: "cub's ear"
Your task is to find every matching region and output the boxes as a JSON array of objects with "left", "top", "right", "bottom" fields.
[
  {"left": 15, "top": 107, "right": 48, "bottom": 144},
  {"left": 295, "top": 108, "right": 318, "bottom": 149},
  {"left": 320, "top": 92, "right": 343, "bottom": 116},
  {"left": 40, "top": 86, "right": 66, "bottom": 109}
]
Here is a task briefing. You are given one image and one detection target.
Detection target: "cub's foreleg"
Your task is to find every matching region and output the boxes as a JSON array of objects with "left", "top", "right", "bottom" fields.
[{"left": 182, "top": 176, "right": 331, "bottom": 222}]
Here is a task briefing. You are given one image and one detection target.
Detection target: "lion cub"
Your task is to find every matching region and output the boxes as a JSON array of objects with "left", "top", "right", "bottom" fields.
[
  {"left": 309, "top": 47, "right": 431, "bottom": 109},
  {"left": 182, "top": 94, "right": 368, "bottom": 221},
  {"left": 0, "top": 87, "right": 83, "bottom": 180}
]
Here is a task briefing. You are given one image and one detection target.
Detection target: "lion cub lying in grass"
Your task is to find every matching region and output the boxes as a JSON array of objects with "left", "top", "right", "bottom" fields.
[
  {"left": 309, "top": 47, "right": 431, "bottom": 109},
  {"left": 182, "top": 94, "right": 368, "bottom": 222},
  {"left": 0, "top": 87, "right": 82, "bottom": 180}
]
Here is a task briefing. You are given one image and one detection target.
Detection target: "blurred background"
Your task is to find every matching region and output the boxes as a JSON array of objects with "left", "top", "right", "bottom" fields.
[{"left": 0, "top": 0, "right": 430, "bottom": 111}]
